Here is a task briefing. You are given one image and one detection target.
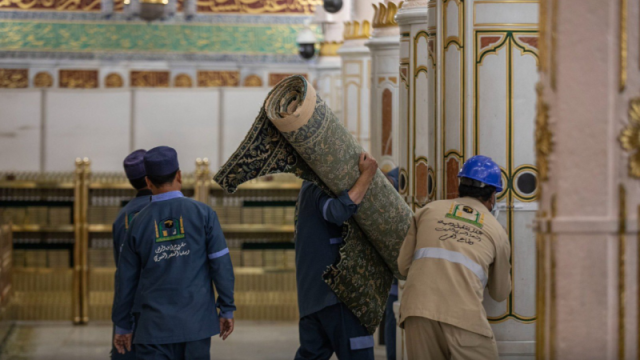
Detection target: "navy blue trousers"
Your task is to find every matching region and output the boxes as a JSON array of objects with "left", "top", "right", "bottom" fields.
[
  {"left": 111, "top": 324, "right": 137, "bottom": 360},
  {"left": 384, "top": 294, "right": 398, "bottom": 360},
  {"left": 295, "top": 303, "right": 374, "bottom": 360},
  {"left": 136, "top": 337, "right": 211, "bottom": 360}
]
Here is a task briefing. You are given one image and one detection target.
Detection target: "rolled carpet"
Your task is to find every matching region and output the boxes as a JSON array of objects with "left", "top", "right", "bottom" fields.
[{"left": 214, "top": 75, "right": 413, "bottom": 333}]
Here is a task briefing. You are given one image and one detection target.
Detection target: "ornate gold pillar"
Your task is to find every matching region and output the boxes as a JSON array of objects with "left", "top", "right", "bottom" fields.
[
  {"left": 396, "top": 0, "right": 431, "bottom": 210},
  {"left": 537, "top": 0, "right": 640, "bottom": 358},
  {"left": 468, "top": 1, "right": 540, "bottom": 358},
  {"left": 396, "top": 1, "right": 430, "bottom": 358},
  {"left": 367, "top": 1, "right": 402, "bottom": 172}
]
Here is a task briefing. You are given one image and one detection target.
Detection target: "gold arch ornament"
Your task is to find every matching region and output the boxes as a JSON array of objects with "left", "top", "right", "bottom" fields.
[
  {"left": 174, "top": 74, "right": 193, "bottom": 88},
  {"left": 105, "top": 73, "right": 124, "bottom": 88},
  {"left": 34, "top": 72, "right": 53, "bottom": 88}
]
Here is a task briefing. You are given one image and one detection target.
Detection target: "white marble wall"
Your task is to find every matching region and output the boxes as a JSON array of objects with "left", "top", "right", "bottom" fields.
[{"left": 0, "top": 87, "right": 274, "bottom": 173}]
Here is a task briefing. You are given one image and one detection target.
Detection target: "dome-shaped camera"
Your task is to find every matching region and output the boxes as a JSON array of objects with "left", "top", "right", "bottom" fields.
[
  {"left": 323, "top": 0, "right": 343, "bottom": 13},
  {"left": 296, "top": 23, "right": 317, "bottom": 60}
]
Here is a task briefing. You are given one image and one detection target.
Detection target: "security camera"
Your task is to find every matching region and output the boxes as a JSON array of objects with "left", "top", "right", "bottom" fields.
[
  {"left": 323, "top": 0, "right": 343, "bottom": 13},
  {"left": 296, "top": 22, "right": 317, "bottom": 60}
]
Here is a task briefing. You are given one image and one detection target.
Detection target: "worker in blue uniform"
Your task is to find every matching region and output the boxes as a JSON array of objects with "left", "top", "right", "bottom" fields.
[
  {"left": 294, "top": 152, "right": 378, "bottom": 360},
  {"left": 110, "top": 149, "right": 152, "bottom": 360},
  {"left": 112, "top": 146, "right": 236, "bottom": 360},
  {"left": 383, "top": 167, "right": 399, "bottom": 360}
]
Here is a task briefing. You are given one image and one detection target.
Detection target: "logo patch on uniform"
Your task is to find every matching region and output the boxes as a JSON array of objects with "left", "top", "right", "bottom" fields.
[
  {"left": 445, "top": 203, "right": 484, "bottom": 229},
  {"left": 155, "top": 216, "right": 185, "bottom": 242}
]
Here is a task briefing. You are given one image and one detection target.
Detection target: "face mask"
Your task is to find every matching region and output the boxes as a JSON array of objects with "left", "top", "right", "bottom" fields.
[{"left": 490, "top": 194, "right": 500, "bottom": 219}]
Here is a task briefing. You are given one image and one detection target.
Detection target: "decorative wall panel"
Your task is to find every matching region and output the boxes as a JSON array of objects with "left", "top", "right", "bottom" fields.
[
  {"left": 0, "top": 69, "right": 28, "bottom": 88},
  {"left": 268, "top": 73, "right": 307, "bottom": 86},
  {"left": 474, "top": 30, "right": 539, "bottom": 350},
  {"left": 0, "top": 0, "right": 100, "bottom": 11},
  {"left": 442, "top": 0, "right": 464, "bottom": 200},
  {"left": 196, "top": 0, "right": 321, "bottom": 14},
  {"left": 0, "top": 21, "right": 311, "bottom": 56},
  {"left": 130, "top": 71, "right": 169, "bottom": 88},
  {"left": 369, "top": 38, "right": 401, "bottom": 173},
  {"left": 398, "top": 31, "right": 410, "bottom": 198},
  {"left": 316, "top": 70, "right": 343, "bottom": 122},
  {"left": 59, "top": 70, "right": 98, "bottom": 89},
  {"left": 197, "top": 71, "right": 240, "bottom": 87}
]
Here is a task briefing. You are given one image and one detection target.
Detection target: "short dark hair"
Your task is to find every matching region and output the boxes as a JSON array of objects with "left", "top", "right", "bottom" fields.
[
  {"left": 458, "top": 183, "right": 496, "bottom": 202},
  {"left": 128, "top": 176, "right": 147, "bottom": 191},
  {"left": 147, "top": 170, "right": 178, "bottom": 188}
]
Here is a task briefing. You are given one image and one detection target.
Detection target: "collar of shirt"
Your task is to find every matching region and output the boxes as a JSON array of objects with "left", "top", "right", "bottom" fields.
[
  {"left": 151, "top": 191, "right": 184, "bottom": 202},
  {"left": 136, "top": 189, "right": 153, "bottom": 198}
]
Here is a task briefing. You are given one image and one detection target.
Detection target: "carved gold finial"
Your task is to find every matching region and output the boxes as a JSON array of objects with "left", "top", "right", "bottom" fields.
[
  {"left": 319, "top": 41, "right": 343, "bottom": 56},
  {"left": 372, "top": 2, "right": 403, "bottom": 28},
  {"left": 343, "top": 20, "right": 372, "bottom": 40},
  {"left": 620, "top": 98, "right": 640, "bottom": 178},
  {"left": 535, "top": 82, "right": 552, "bottom": 181}
]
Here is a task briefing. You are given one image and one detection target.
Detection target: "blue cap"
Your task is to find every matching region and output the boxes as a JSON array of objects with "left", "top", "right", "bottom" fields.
[
  {"left": 123, "top": 149, "right": 147, "bottom": 180},
  {"left": 144, "top": 146, "right": 179, "bottom": 177},
  {"left": 458, "top": 155, "right": 503, "bottom": 193}
]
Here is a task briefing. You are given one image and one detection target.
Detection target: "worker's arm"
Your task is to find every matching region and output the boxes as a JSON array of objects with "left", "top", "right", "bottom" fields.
[
  {"left": 206, "top": 208, "right": 236, "bottom": 340},
  {"left": 487, "top": 231, "right": 512, "bottom": 302},
  {"left": 111, "top": 225, "right": 141, "bottom": 335},
  {"left": 398, "top": 209, "right": 419, "bottom": 277},
  {"left": 347, "top": 152, "right": 378, "bottom": 204},
  {"left": 316, "top": 153, "right": 378, "bottom": 226}
]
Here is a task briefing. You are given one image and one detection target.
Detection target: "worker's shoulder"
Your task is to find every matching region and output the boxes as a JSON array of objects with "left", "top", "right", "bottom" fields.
[{"left": 415, "top": 199, "right": 457, "bottom": 216}]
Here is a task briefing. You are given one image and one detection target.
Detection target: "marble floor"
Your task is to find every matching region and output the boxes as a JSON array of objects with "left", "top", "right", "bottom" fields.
[{"left": 0, "top": 321, "right": 387, "bottom": 360}]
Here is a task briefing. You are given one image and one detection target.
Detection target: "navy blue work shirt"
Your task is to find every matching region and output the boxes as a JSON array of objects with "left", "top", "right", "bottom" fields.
[
  {"left": 295, "top": 182, "right": 359, "bottom": 318},
  {"left": 112, "top": 189, "right": 152, "bottom": 267},
  {"left": 112, "top": 191, "right": 236, "bottom": 345}
]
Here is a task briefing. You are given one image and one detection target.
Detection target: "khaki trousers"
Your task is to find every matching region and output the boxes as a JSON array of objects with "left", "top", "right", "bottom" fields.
[{"left": 404, "top": 317, "right": 498, "bottom": 360}]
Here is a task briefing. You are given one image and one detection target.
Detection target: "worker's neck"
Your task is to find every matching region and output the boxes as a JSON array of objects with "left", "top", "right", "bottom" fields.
[{"left": 151, "top": 182, "right": 181, "bottom": 195}]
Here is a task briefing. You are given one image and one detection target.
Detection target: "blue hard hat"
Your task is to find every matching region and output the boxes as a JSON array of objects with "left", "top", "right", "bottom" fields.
[{"left": 458, "top": 155, "right": 503, "bottom": 193}]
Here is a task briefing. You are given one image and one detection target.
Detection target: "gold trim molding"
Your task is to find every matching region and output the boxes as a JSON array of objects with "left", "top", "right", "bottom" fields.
[
  {"left": 344, "top": 20, "right": 371, "bottom": 40},
  {"left": 619, "top": 0, "right": 627, "bottom": 91},
  {"left": 372, "top": 1, "right": 403, "bottom": 28},
  {"left": 620, "top": 98, "right": 640, "bottom": 178},
  {"left": 618, "top": 184, "right": 626, "bottom": 360},
  {"left": 319, "top": 41, "right": 343, "bottom": 56}
]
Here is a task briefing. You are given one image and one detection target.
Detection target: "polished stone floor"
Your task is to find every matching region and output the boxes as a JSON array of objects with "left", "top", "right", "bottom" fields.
[{"left": 0, "top": 321, "right": 387, "bottom": 360}]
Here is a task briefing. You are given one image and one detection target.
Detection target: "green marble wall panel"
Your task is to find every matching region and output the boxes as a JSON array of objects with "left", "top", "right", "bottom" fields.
[{"left": 0, "top": 20, "right": 317, "bottom": 55}]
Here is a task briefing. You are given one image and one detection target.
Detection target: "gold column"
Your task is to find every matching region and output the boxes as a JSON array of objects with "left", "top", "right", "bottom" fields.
[
  {"left": 72, "top": 159, "right": 83, "bottom": 324},
  {"left": 80, "top": 158, "right": 90, "bottom": 323},
  {"left": 194, "top": 158, "right": 204, "bottom": 202},
  {"left": 195, "top": 158, "right": 212, "bottom": 203}
]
